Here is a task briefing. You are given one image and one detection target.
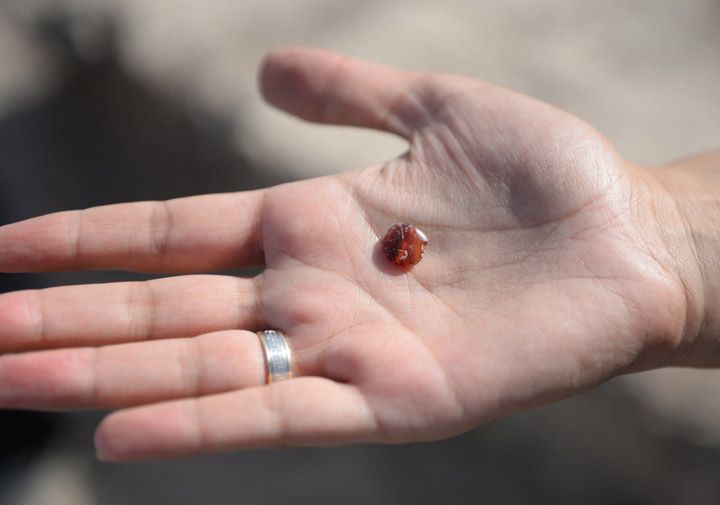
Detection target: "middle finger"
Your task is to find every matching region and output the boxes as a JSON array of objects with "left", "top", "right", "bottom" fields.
[{"left": 0, "top": 275, "right": 262, "bottom": 352}]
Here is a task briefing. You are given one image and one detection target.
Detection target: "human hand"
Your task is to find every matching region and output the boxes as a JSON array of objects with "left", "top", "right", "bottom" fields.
[{"left": 0, "top": 48, "right": 699, "bottom": 460}]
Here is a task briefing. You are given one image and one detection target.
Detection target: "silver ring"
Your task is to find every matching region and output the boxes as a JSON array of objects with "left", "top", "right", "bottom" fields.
[{"left": 257, "top": 330, "right": 293, "bottom": 383}]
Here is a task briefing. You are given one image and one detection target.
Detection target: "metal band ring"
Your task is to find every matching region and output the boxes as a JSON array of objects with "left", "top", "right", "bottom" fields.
[{"left": 257, "top": 330, "right": 293, "bottom": 383}]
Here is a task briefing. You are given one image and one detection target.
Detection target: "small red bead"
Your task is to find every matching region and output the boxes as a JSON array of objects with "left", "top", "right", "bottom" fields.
[{"left": 381, "top": 223, "right": 428, "bottom": 267}]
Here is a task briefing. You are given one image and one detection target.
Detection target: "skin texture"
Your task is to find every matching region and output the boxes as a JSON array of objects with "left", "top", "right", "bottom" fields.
[{"left": 0, "top": 48, "right": 709, "bottom": 461}]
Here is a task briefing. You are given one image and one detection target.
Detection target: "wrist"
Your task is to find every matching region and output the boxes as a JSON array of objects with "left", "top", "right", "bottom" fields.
[{"left": 648, "top": 154, "right": 720, "bottom": 366}]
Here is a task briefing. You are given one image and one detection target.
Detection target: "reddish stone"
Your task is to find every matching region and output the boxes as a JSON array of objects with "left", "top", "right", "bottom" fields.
[{"left": 381, "top": 223, "right": 428, "bottom": 267}]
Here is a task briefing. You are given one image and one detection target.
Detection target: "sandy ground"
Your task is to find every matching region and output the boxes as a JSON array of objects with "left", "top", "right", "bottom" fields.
[{"left": 0, "top": 0, "right": 719, "bottom": 503}]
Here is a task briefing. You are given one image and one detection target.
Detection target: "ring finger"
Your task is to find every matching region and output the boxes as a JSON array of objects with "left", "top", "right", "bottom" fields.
[{"left": 0, "top": 330, "right": 292, "bottom": 410}]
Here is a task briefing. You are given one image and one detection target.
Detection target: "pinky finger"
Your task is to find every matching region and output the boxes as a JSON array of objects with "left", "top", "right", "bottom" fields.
[{"left": 94, "top": 378, "right": 378, "bottom": 461}]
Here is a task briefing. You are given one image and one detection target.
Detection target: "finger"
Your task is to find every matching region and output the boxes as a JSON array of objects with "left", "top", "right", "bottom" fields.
[
  {"left": 94, "top": 378, "right": 377, "bottom": 461},
  {"left": 0, "top": 331, "right": 269, "bottom": 410},
  {"left": 260, "top": 47, "right": 435, "bottom": 138},
  {"left": 0, "top": 191, "right": 264, "bottom": 273},
  {"left": 0, "top": 275, "right": 261, "bottom": 351}
]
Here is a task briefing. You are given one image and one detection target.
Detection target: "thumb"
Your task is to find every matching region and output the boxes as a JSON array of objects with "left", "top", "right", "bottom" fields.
[{"left": 259, "top": 47, "right": 433, "bottom": 138}]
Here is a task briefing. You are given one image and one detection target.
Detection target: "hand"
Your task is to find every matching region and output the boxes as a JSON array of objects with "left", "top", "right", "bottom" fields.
[{"left": 0, "top": 48, "right": 697, "bottom": 460}]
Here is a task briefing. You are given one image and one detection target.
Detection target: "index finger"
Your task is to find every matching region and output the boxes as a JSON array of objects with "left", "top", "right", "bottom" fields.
[{"left": 0, "top": 191, "right": 265, "bottom": 273}]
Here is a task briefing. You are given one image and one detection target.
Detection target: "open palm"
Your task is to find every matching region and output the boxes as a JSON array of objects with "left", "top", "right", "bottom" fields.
[{"left": 0, "top": 48, "right": 687, "bottom": 460}]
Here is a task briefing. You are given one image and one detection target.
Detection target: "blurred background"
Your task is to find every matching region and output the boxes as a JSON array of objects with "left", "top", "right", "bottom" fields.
[{"left": 0, "top": 0, "right": 719, "bottom": 503}]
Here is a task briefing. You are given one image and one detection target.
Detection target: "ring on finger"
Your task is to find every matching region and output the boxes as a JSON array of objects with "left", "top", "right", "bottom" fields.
[{"left": 256, "top": 330, "right": 293, "bottom": 384}]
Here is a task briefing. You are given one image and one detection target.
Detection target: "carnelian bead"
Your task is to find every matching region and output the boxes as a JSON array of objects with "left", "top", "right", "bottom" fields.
[{"left": 381, "top": 223, "right": 428, "bottom": 267}]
